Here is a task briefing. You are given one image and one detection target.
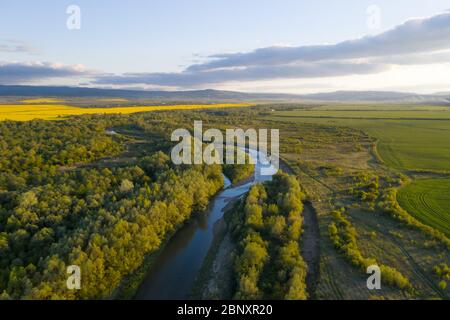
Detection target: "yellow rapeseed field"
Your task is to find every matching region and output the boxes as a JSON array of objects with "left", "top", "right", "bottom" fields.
[{"left": 0, "top": 103, "right": 252, "bottom": 121}]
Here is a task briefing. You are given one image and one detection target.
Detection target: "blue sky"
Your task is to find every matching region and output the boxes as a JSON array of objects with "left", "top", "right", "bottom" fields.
[{"left": 1, "top": 0, "right": 450, "bottom": 93}]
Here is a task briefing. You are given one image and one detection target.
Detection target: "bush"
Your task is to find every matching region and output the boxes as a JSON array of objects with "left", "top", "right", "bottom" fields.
[{"left": 328, "top": 208, "right": 411, "bottom": 290}]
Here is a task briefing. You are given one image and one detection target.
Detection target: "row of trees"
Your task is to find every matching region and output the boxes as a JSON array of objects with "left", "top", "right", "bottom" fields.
[
  {"left": 328, "top": 208, "right": 411, "bottom": 290},
  {"left": 378, "top": 187, "right": 450, "bottom": 249},
  {"left": 228, "top": 172, "right": 308, "bottom": 300}
]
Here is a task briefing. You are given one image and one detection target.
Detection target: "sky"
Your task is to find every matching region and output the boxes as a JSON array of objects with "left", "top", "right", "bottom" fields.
[{"left": 1, "top": 0, "right": 450, "bottom": 94}]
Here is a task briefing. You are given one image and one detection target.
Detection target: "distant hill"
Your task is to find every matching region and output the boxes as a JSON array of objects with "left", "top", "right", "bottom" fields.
[
  {"left": 0, "top": 85, "right": 449, "bottom": 104},
  {"left": 298, "top": 90, "right": 450, "bottom": 104},
  {"left": 434, "top": 91, "right": 450, "bottom": 96}
]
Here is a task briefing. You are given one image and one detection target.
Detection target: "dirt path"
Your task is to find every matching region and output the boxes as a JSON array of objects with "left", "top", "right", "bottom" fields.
[
  {"left": 301, "top": 202, "right": 321, "bottom": 299},
  {"left": 350, "top": 212, "right": 447, "bottom": 299}
]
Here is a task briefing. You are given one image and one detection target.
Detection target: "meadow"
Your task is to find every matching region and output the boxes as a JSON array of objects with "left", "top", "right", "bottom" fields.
[
  {"left": 267, "top": 104, "right": 450, "bottom": 281},
  {"left": 256, "top": 108, "right": 450, "bottom": 299},
  {"left": 0, "top": 103, "right": 252, "bottom": 121},
  {"left": 398, "top": 179, "right": 450, "bottom": 237},
  {"left": 270, "top": 107, "right": 450, "bottom": 173},
  {"left": 273, "top": 108, "right": 450, "bottom": 120}
]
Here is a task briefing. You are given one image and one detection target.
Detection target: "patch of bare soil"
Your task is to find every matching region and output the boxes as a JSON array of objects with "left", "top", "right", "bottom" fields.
[{"left": 301, "top": 202, "right": 321, "bottom": 299}]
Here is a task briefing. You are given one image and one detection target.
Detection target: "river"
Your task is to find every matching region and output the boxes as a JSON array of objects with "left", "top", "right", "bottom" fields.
[{"left": 134, "top": 149, "right": 277, "bottom": 299}]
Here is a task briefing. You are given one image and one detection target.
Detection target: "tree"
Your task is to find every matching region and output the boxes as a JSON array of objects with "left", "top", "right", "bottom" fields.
[
  {"left": 119, "top": 179, "right": 134, "bottom": 193},
  {"left": 18, "top": 191, "right": 38, "bottom": 208},
  {"left": 245, "top": 204, "right": 264, "bottom": 229},
  {"left": 266, "top": 216, "right": 286, "bottom": 239}
]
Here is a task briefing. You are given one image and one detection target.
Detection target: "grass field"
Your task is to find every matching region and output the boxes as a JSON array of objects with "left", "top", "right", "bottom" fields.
[
  {"left": 274, "top": 108, "right": 450, "bottom": 120},
  {"left": 267, "top": 104, "right": 450, "bottom": 260},
  {"left": 300, "top": 105, "right": 450, "bottom": 111},
  {"left": 397, "top": 179, "right": 450, "bottom": 238},
  {"left": 0, "top": 103, "right": 252, "bottom": 121},
  {"left": 270, "top": 107, "right": 450, "bottom": 173},
  {"left": 258, "top": 114, "right": 450, "bottom": 299}
]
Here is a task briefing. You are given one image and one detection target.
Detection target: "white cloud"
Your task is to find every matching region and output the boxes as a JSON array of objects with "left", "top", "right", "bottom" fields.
[
  {"left": 0, "top": 61, "right": 94, "bottom": 84},
  {"left": 188, "top": 12, "right": 450, "bottom": 71},
  {"left": 2, "top": 12, "right": 450, "bottom": 93},
  {"left": 90, "top": 12, "right": 450, "bottom": 89},
  {"left": 94, "top": 61, "right": 388, "bottom": 87},
  {"left": 0, "top": 40, "right": 39, "bottom": 54}
]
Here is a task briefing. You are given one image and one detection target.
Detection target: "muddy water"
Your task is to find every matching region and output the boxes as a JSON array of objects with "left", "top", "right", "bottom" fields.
[{"left": 134, "top": 149, "right": 277, "bottom": 299}]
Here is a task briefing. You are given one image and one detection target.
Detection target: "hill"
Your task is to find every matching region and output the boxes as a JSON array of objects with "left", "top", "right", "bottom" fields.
[{"left": 0, "top": 85, "right": 449, "bottom": 104}]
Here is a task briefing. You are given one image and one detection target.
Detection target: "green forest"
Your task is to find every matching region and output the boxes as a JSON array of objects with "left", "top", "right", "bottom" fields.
[{"left": 0, "top": 116, "right": 225, "bottom": 299}]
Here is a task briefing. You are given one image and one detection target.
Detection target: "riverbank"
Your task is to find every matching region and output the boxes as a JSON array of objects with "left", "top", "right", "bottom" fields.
[
  {"left": 190, "top": 177, "right": 254, "bottom": 299},
  {"left": 190, "top": 212, "right": 237, "bottom": 299},
  {"left": 114, "top": 229, "right": 176, "bottom": 299}
]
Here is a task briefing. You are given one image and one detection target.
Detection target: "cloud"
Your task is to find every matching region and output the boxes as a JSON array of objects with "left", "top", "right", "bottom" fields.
[
  {"left": 187, "top": 12, "right": 450, "bottom": 71},
  {"left": 2, "top": 12, "right": 449, "bottom": 88},
  {"left": 90, "top": 12, "right": 450, "bottom": 88},
  {"left": 0, "top": 40, "right": 39, "bottom": 54},
  {"left": 94, "top": 61, "right": 389, "bottom": 86},
  {"left": 0, "top": 61, "right": 94, "bottom": 84},
  {"left": 372, "top": 50, "right": 450, "bottom": 66}
]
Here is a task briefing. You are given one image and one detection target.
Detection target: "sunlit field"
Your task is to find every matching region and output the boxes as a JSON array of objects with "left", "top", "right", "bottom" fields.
[
  {"left": 20, "top": 98, "right": 65, "bottom": 104},
  {"left": 398, "top": 179, "right": 450, "bottom": 237},
  {"left": 267, "top": 105, "right": 450, "bottom": 267},
  {"left": 0, "top": 103, "right": 252, "bottom": 121},
  {"left": 273, "top": 107, "right": 450, "bottom": 120},
  {"left": 269, "top": 106, "right": 450, "bottom": 173}
]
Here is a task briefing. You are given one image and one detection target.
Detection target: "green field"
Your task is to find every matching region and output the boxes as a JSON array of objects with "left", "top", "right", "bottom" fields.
[
  {"left": 270, "top": 107, "right": 450, "bottom": 173},
  {"left": 268, "top": 104, "right": 450, "bottom": 247},
  {"left": 398, "top": 179, "right": 450, "bottom": 237},
  {"left": 274, "top": 108, "right": 450, "bottom": 120},
  {"left": 301, "top": 105, "right": 450, "bottom": 111},
  {"left": 261, "top": 106, "right": 450, "bottom": 299}
]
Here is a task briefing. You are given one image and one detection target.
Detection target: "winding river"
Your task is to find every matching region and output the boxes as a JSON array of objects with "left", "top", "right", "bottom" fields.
[{"left": 134, "top": 149, "right": 277, "bottom": 299}]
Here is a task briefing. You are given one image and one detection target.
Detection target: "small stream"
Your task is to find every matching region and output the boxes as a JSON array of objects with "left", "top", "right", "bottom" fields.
[{"left": 134, "top": 149, "right": 277, "bottom": 299}]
